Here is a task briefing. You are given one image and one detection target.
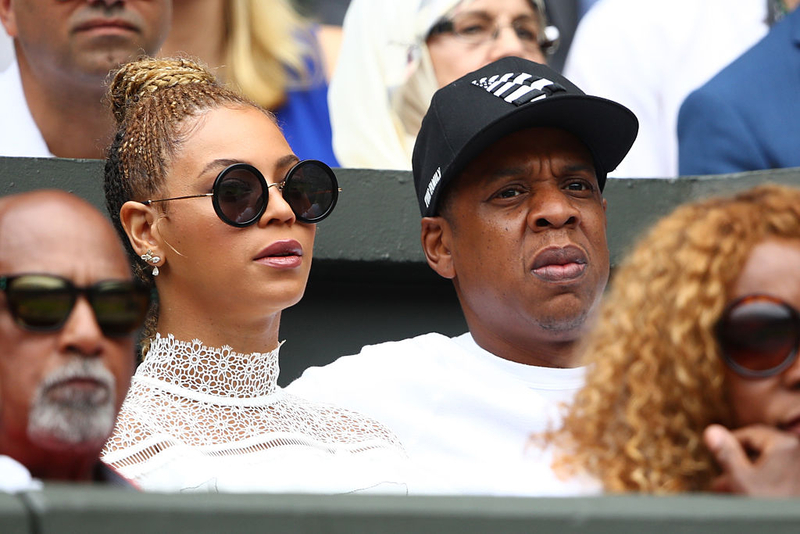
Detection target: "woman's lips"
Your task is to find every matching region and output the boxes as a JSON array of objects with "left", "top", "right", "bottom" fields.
[
  {"left": 259, "top": 256, "right": 303, "bottom": 269},
  {"left": 254, "top": 240, "right": 303, "bottom": 269},
  {"left": 531, "top": 245, "right": 588, "bottom": 283},
  {"left": 779, "top": 415, "right": 800, "bottom": 437}
]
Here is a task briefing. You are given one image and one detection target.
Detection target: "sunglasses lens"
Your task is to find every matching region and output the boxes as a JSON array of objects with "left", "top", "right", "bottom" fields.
[
  {"left": 6, "top": 275, "right": 73, "bottom": 330},
  {"left": 283, "top": 160, "right": 338, "bottom": 222},
  {"left": 90, "top": 282, "right": 150, "bottom": 336},
  {"left": 718, "top": 298, "right": 798, "bottom": 375},
  {"left": 215, "top": 165, "right": 266, "bottom": 226}
]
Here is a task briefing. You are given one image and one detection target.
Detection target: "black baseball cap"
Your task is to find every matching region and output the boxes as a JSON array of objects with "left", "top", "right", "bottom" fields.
[{"left": 412, "top": 56, "right": 638, "bottom": 217}]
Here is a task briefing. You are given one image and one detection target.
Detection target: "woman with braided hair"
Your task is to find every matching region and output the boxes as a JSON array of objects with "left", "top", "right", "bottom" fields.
[
  {"left": 99, "top": 56, "right": 408, "bottom": 493},
  {"left": 547, "top": 184, "right": 800, "bottom": 496}
]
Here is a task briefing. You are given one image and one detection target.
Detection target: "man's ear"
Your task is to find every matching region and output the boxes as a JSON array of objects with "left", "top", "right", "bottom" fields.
[
  {"left": 0, "top": 0, "right": 18, "bottom": 38},
  {"left": 602, "top": 197, "right": 608, "bottom": 228},
  {"left": 119, "top": 201, "right": 162, "bottom": 258},
  {"left": 421, "top": 216, "right": 455, "bottom": 280}
]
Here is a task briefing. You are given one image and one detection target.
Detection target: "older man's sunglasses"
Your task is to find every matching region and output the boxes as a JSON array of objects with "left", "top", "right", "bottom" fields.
[
  {"left": 715, "top": 294, "right": 800, "bottom": 378},
  {"left": 144, "top": 160, "right": 340, "bottom": 227},
  {"left": 0, "top": 274, "right": 150, "bottom": 336}
]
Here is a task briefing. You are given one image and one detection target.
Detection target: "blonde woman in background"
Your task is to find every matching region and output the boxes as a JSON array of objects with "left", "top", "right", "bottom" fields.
[
  {"left": 160, "top": 0, "right": 339, "bottom": 166},
  {"left": 548, "top": 184, "right": 800, "bottom": 496},
  {"left": 329, "top": 0, "right": 559, "bottom": 170}
]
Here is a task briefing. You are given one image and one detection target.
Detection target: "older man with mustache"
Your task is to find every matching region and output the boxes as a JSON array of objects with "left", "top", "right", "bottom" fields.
[
  {"left": 0, "top": 0, "right": 171, "bottom": 158},
  {"left": 0, "top": 190, "right": 149, "bottom": 490}
]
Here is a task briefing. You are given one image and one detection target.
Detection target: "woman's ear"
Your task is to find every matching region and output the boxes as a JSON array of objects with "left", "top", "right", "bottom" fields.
[
  {"left": 421, "top": 216, "right": 455, "bottom": 280},
  {"left": 119, "top": 201, "right": 162, "bottom": 257},
  {"left": 0, "top": 0, "right": 19, "bottom": 39}
]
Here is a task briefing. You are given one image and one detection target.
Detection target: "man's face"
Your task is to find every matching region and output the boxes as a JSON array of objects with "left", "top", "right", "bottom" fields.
[
  {"left": 0, "top": 0, "right": 171, "bottom": 82},
  {"left": 436, "top": 128, "right": 609, "bottom": 355},
  {"left": 0, "top": 197, "right": 135, "bottom": 469}
]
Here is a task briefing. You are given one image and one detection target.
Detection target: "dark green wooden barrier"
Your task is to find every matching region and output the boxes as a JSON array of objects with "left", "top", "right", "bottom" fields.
[{"left": 1, "top": 488, "right": 799, "bottom": 534}]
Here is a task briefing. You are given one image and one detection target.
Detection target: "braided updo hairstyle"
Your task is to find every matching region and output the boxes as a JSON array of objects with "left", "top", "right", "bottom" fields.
[{"left": 104, "top": 56, "right": 271, "bottom": 338}]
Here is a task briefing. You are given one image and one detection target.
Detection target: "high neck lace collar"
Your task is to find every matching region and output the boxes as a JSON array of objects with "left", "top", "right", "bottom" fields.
[{"left": 139, "top": 333, "right": 281, "bottom": 398}]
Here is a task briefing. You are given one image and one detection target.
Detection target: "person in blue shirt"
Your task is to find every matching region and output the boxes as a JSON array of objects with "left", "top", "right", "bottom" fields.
[
  {"left": 678, "top": 2, "right": 800, "bottom": 176},
  {"left": 160, "top": 0, "right": 339, "bottom": 166}
]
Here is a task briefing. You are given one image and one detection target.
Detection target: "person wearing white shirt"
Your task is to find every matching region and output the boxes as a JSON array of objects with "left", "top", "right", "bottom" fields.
[
  {"left": 0, "top": 0, "right": 170, "bottom": 158},
  {"left": 288, "top": 56, "right": 638, "bottom": 496},
  {"left": 564, "top": 0, "right": 770, "bottom": 178},
  {"left": 0, "top": 190, "right": 149, "bottom": 488},
  {"left": 0, "top": 26, "right": 12, "bottom": 72},
  {"left": 0, "top": 455, "right": 42, "bottom": 493}
]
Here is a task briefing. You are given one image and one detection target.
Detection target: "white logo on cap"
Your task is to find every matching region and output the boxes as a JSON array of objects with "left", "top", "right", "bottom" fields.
[
  {"left": 424, "top": 167, "right": 441, "bottom": 208},
  {"left": 471, "top": 72, "right": 565, "bottom": 106}
]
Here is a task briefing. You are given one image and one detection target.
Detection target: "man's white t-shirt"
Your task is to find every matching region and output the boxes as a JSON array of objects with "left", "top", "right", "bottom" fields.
[
  {"left": 0, "top": 60, "right": 53, "bottom": 157},
  {"left": 0, "top": 29, "right": 13, "bottom": 72},
  {"left": 287, "top": 332, "right": 600, "bottom": 496},
  {"left": 0, "top": 455, "right": 42, "bottom": 493}
]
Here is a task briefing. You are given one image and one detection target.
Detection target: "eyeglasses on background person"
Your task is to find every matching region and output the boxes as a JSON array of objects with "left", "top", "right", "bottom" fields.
[
  {"left": 427, "top": 12, "right": 560, "bottom": 55},
  {"left": 716, "top": 294, "right": 800, "bottom": 378},
  {"left": 144, "top": 159, "right": 341, "bottom": 227},
  {"left": 0, "top": 274, "right": 151, "bottom": 336}
]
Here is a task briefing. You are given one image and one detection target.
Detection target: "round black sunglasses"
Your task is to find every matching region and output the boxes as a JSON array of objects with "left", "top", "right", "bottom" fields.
[{"left": 144, "top": 159, "right": 341, "bottom": 227}]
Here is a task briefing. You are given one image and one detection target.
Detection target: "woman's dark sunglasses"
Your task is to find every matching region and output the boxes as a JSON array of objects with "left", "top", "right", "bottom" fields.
[
  {"left": 0, "top": 274, "right": 151, "bottom": 336},
  {"left": 715, "top": 294, "right": 800, "bottom": 378},
  {"left": 144, "top": 159, "right": 341, "bottom": 227}
]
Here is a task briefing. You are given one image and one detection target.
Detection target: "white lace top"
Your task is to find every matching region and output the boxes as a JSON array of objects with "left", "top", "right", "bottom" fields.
[{"left": 101, "top": 334, "right": 409, "bottom": 493}]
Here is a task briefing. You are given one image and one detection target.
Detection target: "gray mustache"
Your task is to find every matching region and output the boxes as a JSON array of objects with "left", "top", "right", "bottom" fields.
[{"left": 41, "top": 357, "right": 115, "bottom": 390}]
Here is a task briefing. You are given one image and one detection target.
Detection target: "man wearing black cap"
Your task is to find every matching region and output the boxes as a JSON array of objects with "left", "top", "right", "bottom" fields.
[{"left": 288, "top": 56, "right": 638, "bottom": 496}]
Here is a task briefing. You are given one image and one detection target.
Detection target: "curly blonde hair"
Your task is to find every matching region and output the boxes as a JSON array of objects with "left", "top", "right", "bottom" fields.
[{"left": 551, "top": 184, "right": 800, "bottom": 493}]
